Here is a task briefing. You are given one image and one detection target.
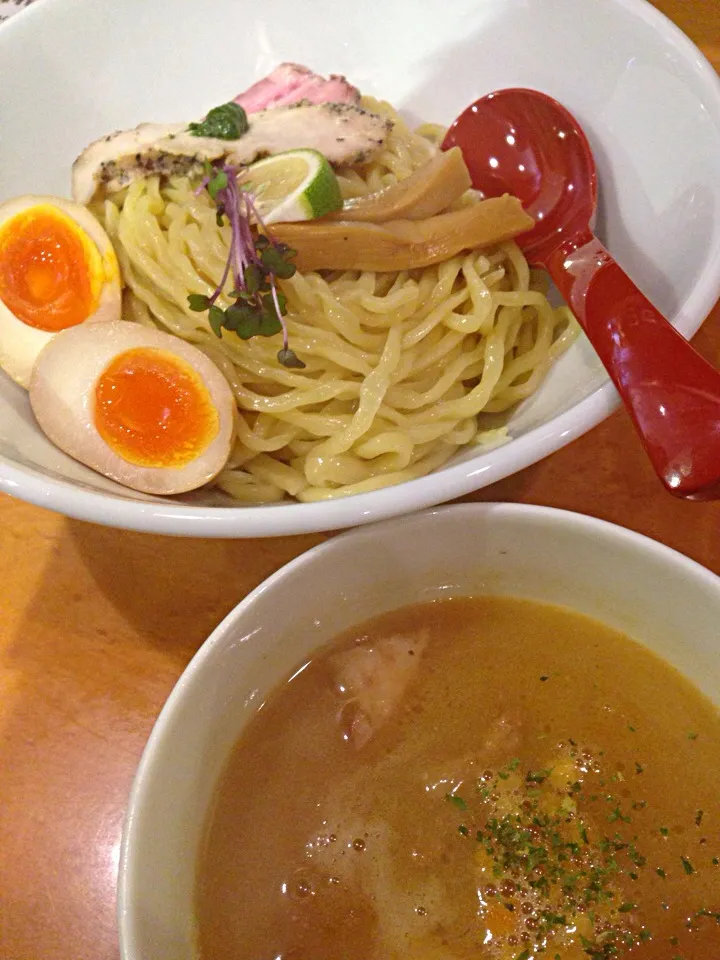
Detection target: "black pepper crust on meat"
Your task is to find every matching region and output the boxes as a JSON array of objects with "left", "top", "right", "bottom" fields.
[{"left": 73, "top": 102, "right": 394, "bottom": 203}]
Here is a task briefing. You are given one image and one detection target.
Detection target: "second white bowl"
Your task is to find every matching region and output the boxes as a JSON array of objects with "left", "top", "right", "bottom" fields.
[{"left": 118, "top": 502, "right": 720, "bottom": 959}]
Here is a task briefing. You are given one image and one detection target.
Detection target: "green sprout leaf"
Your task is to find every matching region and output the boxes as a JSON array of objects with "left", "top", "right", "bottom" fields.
[
  {"left": 277, "top": 348, "right": 306, "bottom": 369},
  {"left": 244, "top": 263, "right": 262, "bottom": 295},
  {"left": 187, "top": 293, "right": 211, "bottom": 312},
  {"left": 208, "top": 305, "right": 226, "bottom": 337},
  {"left": 261, "top": 244, "right": 297, "bottom": 279},
  {"left": 207, "top": 169, "right": 228, "bottom": 201},
  {"left": 258, "top": 310, "right": 283, "bottom": 338}
]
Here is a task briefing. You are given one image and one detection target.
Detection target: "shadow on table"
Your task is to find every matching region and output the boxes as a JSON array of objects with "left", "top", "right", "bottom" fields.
[{"left": 62, "top": 520, "right": 328, "bottom": 661}]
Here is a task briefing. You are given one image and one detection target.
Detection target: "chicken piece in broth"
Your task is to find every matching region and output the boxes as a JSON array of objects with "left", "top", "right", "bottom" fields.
[{"left": 331, "top": 631, "right": 429, "bottom": 748}]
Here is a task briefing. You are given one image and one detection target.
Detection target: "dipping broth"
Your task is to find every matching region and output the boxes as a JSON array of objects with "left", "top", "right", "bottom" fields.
[{"left": 196, "top": 597, "right": 720, "bottom": 959}]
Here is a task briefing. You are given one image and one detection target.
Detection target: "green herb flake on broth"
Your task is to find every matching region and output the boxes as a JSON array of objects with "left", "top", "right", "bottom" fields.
[{"left": 447, "top": 744, "right": 658, "bottom": 955}]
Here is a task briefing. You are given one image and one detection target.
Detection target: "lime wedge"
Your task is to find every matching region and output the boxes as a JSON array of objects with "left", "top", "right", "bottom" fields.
[{"left": 243, "top": 149, "right": 343, "bottom": 224}]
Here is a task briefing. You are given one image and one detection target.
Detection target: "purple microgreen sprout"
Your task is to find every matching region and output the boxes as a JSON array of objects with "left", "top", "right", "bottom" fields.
[{"left": 187, "top": 161, "right": 305, "bottom": 369}]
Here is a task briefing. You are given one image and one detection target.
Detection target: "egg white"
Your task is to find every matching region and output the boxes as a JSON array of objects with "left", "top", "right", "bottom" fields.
[
  {"left": 29, "top": 321, "right": 236, "bottom": 495},
  {"left": 0, "top": 195, "right": 121, "bottom": 388}
]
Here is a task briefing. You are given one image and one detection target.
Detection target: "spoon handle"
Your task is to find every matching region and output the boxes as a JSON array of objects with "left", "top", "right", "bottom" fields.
[{"left": 546, "top": 234, "right": 720, "bottom": 500}]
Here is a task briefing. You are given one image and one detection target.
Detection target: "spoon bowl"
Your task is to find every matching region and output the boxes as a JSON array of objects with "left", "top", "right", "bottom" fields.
[
  {"left": 443, "top": 88, "right": 720, "bottom": 500},
  {"left": 445, "top": 89, "right": 597, "bottom": 261}
]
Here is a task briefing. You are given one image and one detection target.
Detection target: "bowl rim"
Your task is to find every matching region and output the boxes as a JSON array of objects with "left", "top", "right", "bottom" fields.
[
  {"left": 2, "top": 0, "right": 720, "bottom": 537},
  {"left": 1, "top": 381, "right": 619, "bottom": 535},
  {"left": 117, "top": 500, "right": 720, "bottom": 958}
]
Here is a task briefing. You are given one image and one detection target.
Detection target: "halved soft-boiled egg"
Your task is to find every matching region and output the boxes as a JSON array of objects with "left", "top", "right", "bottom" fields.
[
  {"left": 30, "top": 321, "right": 236, "bottom": 495},
  {"left": 0, "top": 195, "right": 121, "bottom": 388}
]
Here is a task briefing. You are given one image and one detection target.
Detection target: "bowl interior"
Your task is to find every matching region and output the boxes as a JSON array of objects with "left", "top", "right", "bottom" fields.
[
  {"left": 2, "top": 0, "right": 720, "bottom": 535},
  {"left": 119, "top": 503, "right": 720, "bottom": 960}
]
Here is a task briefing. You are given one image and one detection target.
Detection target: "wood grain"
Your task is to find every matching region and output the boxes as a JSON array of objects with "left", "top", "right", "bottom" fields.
[{"left": 1, "top": 3, "right": 720, "bottom": 957}]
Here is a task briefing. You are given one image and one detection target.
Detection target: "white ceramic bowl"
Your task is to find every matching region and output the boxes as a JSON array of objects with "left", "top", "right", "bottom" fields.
[
  {"left": 2, "top": 0, "right": 720, "bottom": 537},
  {"left": 118, "top": 502, "right": 720, "bottom": 959}
]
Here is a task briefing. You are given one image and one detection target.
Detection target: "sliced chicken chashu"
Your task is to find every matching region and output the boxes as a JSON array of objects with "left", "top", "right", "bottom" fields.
[
  {"left": 71, "top": 122, "right": 221, "bottom": 204},
  {"left": 72, "top": 103, "right": 393, "bottom": 205},
  {"left": 233, "top": 102, "right": 391, "bottom": 166}
]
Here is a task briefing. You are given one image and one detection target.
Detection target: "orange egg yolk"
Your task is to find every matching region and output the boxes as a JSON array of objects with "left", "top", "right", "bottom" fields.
[
  {"left": 0, "top": 205, "right": 102, "bottom": 332},
  {"left": 94, "top": 347, "right": 220, "bottom": 469}
]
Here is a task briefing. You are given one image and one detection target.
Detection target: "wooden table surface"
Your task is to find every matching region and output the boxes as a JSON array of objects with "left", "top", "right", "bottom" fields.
[{"left": 2, "top": 3, "right": 720, "bottom": 958}]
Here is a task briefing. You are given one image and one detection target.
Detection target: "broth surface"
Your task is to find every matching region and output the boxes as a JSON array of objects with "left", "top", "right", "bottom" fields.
[{"left": 196, "top": 597, "right": 720, "bottom": 959}]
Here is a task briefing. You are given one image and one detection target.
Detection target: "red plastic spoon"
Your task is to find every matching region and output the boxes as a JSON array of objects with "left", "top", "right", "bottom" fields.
[{"left": 443, "top": 88, "right": 720, "bottom": 500}]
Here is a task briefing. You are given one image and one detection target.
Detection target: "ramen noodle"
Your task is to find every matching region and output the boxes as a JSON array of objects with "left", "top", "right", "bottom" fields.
[{"left": 97, "top": 99, "right": 577, "bottom": 503}]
